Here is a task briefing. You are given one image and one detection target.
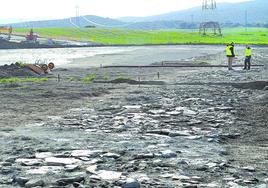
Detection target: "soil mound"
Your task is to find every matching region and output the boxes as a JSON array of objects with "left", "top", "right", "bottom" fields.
[
  {"left": 0, "top": 63, "right": 38, "bottom": 78},
  {"left": 232, "top": 81, "right": 268, "bottom": 90},
  {"left": 96, "top": 78, "right": 165, "bottom": 85}
]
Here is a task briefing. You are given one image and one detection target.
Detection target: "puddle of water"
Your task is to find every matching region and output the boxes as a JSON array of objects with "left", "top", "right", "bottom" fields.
[{"left": 0, "top": 47, "right": 136, "bottom": 66}]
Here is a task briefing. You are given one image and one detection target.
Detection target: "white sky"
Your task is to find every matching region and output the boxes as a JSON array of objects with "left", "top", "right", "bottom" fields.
[{"left": 0, "top": 0, "right": 249, "bottom": 21}]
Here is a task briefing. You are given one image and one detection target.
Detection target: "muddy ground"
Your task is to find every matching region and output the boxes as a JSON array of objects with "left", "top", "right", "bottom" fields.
[{"left": 0, "top": 46, "right": 267, "bottom": 188}]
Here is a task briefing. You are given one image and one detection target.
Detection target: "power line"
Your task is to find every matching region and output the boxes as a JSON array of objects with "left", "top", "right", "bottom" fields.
[{"left": 245, "top": 10, "right": 248, "bottom": 32}]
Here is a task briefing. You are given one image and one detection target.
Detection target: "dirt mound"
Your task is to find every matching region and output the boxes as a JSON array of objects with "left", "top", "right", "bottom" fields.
[
  {"left": 95, "top": 78, "right": 166, "bottom": 85},
  {"left": 231, "top": 81, "right": 268, "bottom": 90},
  {"left": 0, "top": 63, "right": 38, "bottom": 78}
]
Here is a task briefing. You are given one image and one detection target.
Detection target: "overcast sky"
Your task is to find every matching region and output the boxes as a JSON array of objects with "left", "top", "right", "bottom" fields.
[{"left": 0, "top": 0, "right": 249, "bottom": 22}]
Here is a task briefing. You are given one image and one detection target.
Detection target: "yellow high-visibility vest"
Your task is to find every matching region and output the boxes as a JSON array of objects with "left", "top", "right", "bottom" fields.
[
  {"left": 245, "top": 48, "right": 252, "bottom": 56},
  {"left": 226, "top": 45, "right": 233, "bottom": 56}
]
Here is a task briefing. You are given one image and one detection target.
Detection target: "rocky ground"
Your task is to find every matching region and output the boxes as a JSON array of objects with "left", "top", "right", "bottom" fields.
[{"left": 0, "top": 47, "right": 267, "bottom": 188}]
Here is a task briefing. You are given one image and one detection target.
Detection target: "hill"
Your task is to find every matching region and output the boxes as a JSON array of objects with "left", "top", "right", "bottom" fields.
[
  {"left": 6, "top": 15, "right": 125, "bottom": 28},
  {"left": 4, "top": 0, "right": 268, "bottom": 30},
  {"left": 119, "top": 0, "right": 268, "bottom": 24}
]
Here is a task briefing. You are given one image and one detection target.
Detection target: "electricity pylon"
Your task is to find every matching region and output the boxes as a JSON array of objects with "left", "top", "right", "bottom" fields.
[{"left": 199, "top": 0, "right": 222, "bottom": 35}]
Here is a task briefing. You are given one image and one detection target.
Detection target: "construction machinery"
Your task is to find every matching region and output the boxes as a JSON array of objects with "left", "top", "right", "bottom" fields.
[
  {"left": 26, "top": 61, "right": 55, "bottom": 75},
  {"left": 0, "top": 26, "right": 12, "bottom": 40},
  {"left": 25, "top": 29, "right": 38, "bottom": 43}
]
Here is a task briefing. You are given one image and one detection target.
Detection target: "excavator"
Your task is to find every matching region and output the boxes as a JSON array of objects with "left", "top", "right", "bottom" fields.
[{"left": 0, "top": 26, "right": 12, "bottom": 40}]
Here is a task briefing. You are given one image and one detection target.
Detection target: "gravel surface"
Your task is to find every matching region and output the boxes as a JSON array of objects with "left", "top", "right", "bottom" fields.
[{"left": 0, "top": 46, "right": 267, "bottom": 188}]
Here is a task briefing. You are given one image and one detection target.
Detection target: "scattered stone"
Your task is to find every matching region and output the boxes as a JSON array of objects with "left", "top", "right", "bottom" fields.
[
  {"left": 160, "top": 173, "right": 173, "bottom": 178},
  {"left": 149, "top": 109, "right": 165, "bottom": 114},
  {"left": 13, "top": 176, "right": 30, "bottom": 186},
  {"left": 195, "top": 165, "right": 208, "bottom": 171},
  {"left": 89, "top": 174, "right": 101, "bottom": 181},
  {"left": 258, "top": 184, "right": 268, "bottom": 188},
  {"left": 65, "top": 164, "right": 79, "bottom": 172},
  {"left": 241, "top": 166, "right": 255, "bottom": 172},
  {"left": 206, "top": 162, "right": 218, "bottom": 168},
  {"left": 168, "top": 130, "right": 191, "bottom": 137},
  {"left": 0, "top": 162, "right": 12, "bottom": 166},
  {"left": 56, "top": 175, "right": 85, "bottom": 186},
  {"left": 5, "top": 157, "right": 16, "bottom": 163},
  {"left": 122, "top": 178, "right": 140, "bottom": 188},
  {"left": 26, "top": 166, "right": 63, "bottom": 175},
  {"left": 186, "top": 135, "right": 202, "bottom": 140},
  {"left": 187, "top": 120, "right": 202, "bottom": 126},
  {"left": 243, "top": 178, "right": 259, "bottom": 184},
  {"left": 71, "top": 150, "right": 103, "bottom": 157},
  {"left": 45, "top": 157, "right": 80, "bottom": 166},
  {"left": 35, "top": 152, "right": 54, "bottom": 159},
  {"left": 160, "top": 150, "right": 177, "bottom": 158},
  {"left": 166, "top": 111, "right": 181, "bottom": 116},
  {"left": 206, "top": 182, "right": 221, "bottom": 187},
  {"left": 25, "top": 179, "right": 44, "bottom": 188},
  {"left": 177, "top": 159, "right": 188, "bottom": 165},
  {"left": 176, "top": 107, "right": 197, "bottom": 116},
  {"left": 172, "top": 175, "right": 190, "bottom": 181},
  {"left": 97, "top": 170, "right": 122, "bottom": 180},
  {"left": 123, "top": 105, "right": 141, "bottom": 110},
  {"left": 15, "top": 158, "right": 43, "bottom": 166},
  {"left": 0, "top": 128, "right": 15, "bottom": 132},
  {"left": 86, "top": 165, "right": 98, "bottom": 174},
  {"left": 214, "top": 107, "right": 234, "bottom": 111},
  {"left": 219, "top": 133, "right": 240, "bottom": 139},
  {"left": 223, "top": 177, "right": 236, "bottom": 181},
  {"left": 135, "top": 153, "right": 154, "bottom": 159},
  {"left": 102, "top": 152, "right": 121, "bottom": 159}
]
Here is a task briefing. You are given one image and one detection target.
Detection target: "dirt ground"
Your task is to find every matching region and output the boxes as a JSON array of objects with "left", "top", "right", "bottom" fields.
[{"left": 0, "top": 46, "right": 267, "bottom": 188}]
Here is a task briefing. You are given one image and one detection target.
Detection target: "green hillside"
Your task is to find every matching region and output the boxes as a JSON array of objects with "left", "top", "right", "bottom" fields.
[{"left": 14, "top": 27, "right": 268, "bottom": 45}]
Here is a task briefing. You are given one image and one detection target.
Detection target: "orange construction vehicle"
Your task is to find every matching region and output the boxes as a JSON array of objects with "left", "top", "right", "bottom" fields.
[{"left": 0, "top": 26, "right": 12, "bottom": 40}]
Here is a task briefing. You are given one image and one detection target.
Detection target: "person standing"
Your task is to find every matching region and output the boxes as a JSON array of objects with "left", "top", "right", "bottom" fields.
[
  {"left": 226, "top": 42, "right": 235, "bottom": 70},
  {"left": 244, "top": 46, "right": 252, "bottom": 70}
]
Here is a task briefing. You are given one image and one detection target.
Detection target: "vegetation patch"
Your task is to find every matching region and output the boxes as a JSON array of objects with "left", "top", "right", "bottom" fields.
[
  {"left": 68, "top": 77, "right": 78, "bottom": 82},
  {"left": 0, "top": 77, "right": 48, "bottom": 84},
  {"left": 15, "top": 62, "right": 27, "bottom": 68},
  {"left": 198, "top": 61, "right": 210, "bottom": 65},
  {"left": 14, "top": 27, "right": 268, "bottom": 45},
  {"left": 81, "top": 74, "right": 97, "bottom": 83}
]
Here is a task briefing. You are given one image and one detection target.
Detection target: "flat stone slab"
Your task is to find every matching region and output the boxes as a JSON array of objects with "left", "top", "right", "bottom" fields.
[
  {"left": 86, "top": 165, "right": 98, "bottom": 174},
  {"left": 96, "top": 170, "right": 122, "bottom": 180},
  {"left": 45, "top": 157, "right": 80, "bottom": 166},
  {"left": 169, "top": 130, "right": 192, "bottom": 137},
  {"left": 15, "top": 158, "right": 43, "bottom": 166},
  {"left": 160, "top": 150, "right": 177, "bottom": 158},
  {"left": 26, "top": 166, "right": 63, "bottom": 175},
  {"left": 35, "top": 152, "right": 54, "bottom": 159},
  {"left": 71, "top": 150, "right": 103, "bottom": 157},
  {"left": 102, "top": 152, "right": 121, "bottom": 158},
  {"left": 176, "top": 107, "right": 197, "bottom": 116}
]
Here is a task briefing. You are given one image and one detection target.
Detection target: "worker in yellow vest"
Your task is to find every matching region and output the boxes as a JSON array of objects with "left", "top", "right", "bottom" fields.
[
  {"left": 226, "top": 42, "right": 235, "bottom": 70},
  {"left": 244, "top": 46, "right": 252, "bottom": 70}
]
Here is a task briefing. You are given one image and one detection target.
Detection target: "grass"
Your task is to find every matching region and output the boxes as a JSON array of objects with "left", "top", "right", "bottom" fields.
[
  {"left": 13, "top": 27, "right": 268, "bottom": 45},
  {"left": 68, "top": 77, "right": 78, "bottom": 82},
  {"left": 198, "top": 61, "right": 210, "bottom": 65},
  {"left": 15, "top": 61, "right": 27, "bottom": 68},
  {"left": 0, "top": 77, "right": 48, "bottom": 84},
  {"left": 81, "top": 74, "right": 97, "bottom": 83}
]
